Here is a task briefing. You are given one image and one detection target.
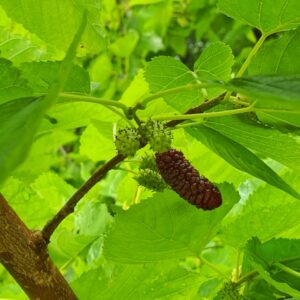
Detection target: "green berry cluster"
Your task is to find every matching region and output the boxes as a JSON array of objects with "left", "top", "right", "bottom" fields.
[
  {"left": 214, "top": 282, "right": 245, "bottom": 300},
  {"left": 140, "top": 120, "right": 172, "bottom": 152},
  {"left": 115, "top": 128, "right": 141, "bottom": 156},
  {"left": 135, "top": 169, "right": 167, "bottom": 192},
  {"left": 134, "top": 155, "right": 167, "bottom": 192}
]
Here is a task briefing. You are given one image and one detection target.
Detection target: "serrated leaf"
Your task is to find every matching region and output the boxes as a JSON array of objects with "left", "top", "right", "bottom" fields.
[
  {"left": 221, "top": 175, "right": 300, "bottom": 247},
  {"left": 72, "top": 263, "right": 203, "bottom": 300},
  {"left": 194, "top": 41, "right": 234, "bottom": 81},
  {"left": 0, "top": 25, "right": 57, "bottom": 64},
  {"left": 0, "top": 0, "right": 105, "bottom": 54},
  {"left": 103, "top": 184, "right": 238, "bottom": 263},
  {"left": 204, "top": 114, "right": 300, "bottom": 171},
  {"left": 1, "top": 172, "right": 74, "bottom": 228},
  {"left": 145, "top": 56, "right": 201, "bottom": 112},
  {"left": 226, "top": 75, "right": 300, "bottom": 110},
  {"left": 218, "top": 0, "right": 300, "bottom": 34},
  {"left": 0, "top": 58, "right": 32, "bottom": 104},
  {"left": 245, "top": 238, "right": 300, "bottom": 298},
  {"left": 187, "top": 125, "right": 300, "bottom": 199}
]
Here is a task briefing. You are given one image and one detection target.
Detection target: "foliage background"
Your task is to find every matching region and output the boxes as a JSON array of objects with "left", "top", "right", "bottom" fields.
[{"left": 0, "top": 0, "right": 300, "bottom": 299}]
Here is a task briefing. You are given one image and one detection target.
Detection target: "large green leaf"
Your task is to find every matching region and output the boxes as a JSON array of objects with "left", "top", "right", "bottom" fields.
[
  {"left": 20, "top": 62, "right": 90, "bottom": 94},
  {"left": 144, "top": 43, "right": 232, "bottom": 112},
  {"left": 80, "top": 120, "right": 115, "bottom": 162},
  {"left": 221, "top": 174, "right": 300, "bottom": 247},
  {"left": 194, "top": 41, "right": 234, "bottom": 81},
  {"left": 187, "top": 125, "right": 300, "bottom": 199},
  {"left": 103, "top": 184, "right": 238, "bottom": 263},
  {"left": 245, "top": 238, "right": 300, "bottom": 298},
  {"left": 145, "top": 56, "right": 201, "bottom": 112},
  {"left": 0, "top": 97, "right": 48, "bottom": 184},
  {"left": 248, "top": 29, "right": 300, "bottom": 128},
  {"left": 204, "top": 114, "right": 300, "bottom": 171},
  {"left": 249, "top": 29, "right": 300, "bottom": 75},
  {"left": 0, "top": 25, "right": 57, "bottom": 64},
  {"left": 0, "top": 0, "right": 105, "bottom": 54},
  {"left": 218, "top": 0, "right": 300, "bottom": 34},
  {"left": 72, "top": 263, "right": 204, "bottom": 300},
  {"left": 226, "top": 75, "right": 300, "bottom": 109},
  {"left": 0, "top": 13, "right": 87, "bottom": 184},
  {"left": 1, "top": 172, "right": 74, "bottom": 228},
  {"left": 0, "top": 58, "right": 32, "bottom": 104}
]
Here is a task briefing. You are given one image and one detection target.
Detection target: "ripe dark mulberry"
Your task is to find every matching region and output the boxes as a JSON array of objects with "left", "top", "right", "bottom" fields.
[{"left": 155, "top": 149, "right": 222, "bottom": 210}]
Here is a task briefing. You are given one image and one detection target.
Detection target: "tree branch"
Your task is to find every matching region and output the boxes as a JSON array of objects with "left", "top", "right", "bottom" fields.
[
  {"left": 42, "top": 154, "right": 125, "bottom": 243},
  {"left": 41, "top": 94, "right": 224, "bottom": 243},
  {"left": 0, "top": 194, "right": 78, "bottom": 300}
]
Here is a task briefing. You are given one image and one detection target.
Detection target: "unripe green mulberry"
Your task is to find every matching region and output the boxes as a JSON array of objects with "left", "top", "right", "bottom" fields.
[
  {"left": 135, "top": 169, "right": 167, "bottom": 192},
  {"left": 140, "top": 120, "right": 172, "bottom": 152},
  {"left": 115, "top": 128, "right": 141, "bottom": 156},
  {"left": 214, "top": 282, "right": 245, "bottom": 300},
  {"left": 139, "top": 154, "right": 158, "bottom": 172}
]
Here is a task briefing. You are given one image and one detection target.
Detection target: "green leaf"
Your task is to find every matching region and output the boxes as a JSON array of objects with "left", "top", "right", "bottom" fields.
[
  {"left": 144, "top": 47, "right": 230, "bottom": 112},
  {"left": 80, "top": 120, "right": 115, "bottom": 162},
  {"left": 110, "top": 29, "right": 139, "bottom": 57},
  {"left": 204, "top": 114, "right": 300, "bottom": 171},
  {"left": 250, "top": 29, "right": 300, "bottom": 75},
  {"left": 248, "top": 29, "right": 300, "bottom": 128},
  {"left": 0, "top": 97, "right": 48, "bottom": 184},
  {"left": 0, "top": 0, "right": 105, "bottom": 54},
  {"left": 187, "top": 125, "right": 300, "bottom": 199},
  {"left": 226, "top": 74, "right": 300, "bottom": 109},
  {"left": 245, "top": 238, "right": 300, "bottom": 298},
  {"left": 0, "top": 13, "right": 87, "bottom": 184},
  {"left": 0, "top": 58, "right": 32, "bottom": 104},
  {"left": 194, "top": 41, "right": 234, "bottom": 81},
  {"left": 20, "top": 62, "right": 90, "bottom": 94},
  {"left": 72, "top": 263, "right": 203, "bottom": 300},
  {"left": 1, "top": 172, "right": 75, "bottom": 228},
  {"left": 103, "top": 184, "right": 238, "bottom": 263},
  {"left": 38, "top": 102, "right": 120, "bottom": 134},
  {"left": 145, "top": 56, "right": 201, "bottom": 112},
  {"left": 221, "top": 175, "right": 300, "bottom": 247},
  {"left": 0, "top": 25, "right": 57, "bottom": 64},
  {"left": 218, "top": 0, "right": 300, "bottom": 34}
]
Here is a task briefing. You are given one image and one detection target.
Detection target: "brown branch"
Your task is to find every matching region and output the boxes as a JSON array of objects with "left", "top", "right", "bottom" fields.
[
  {"left": 166, "top": 93, "right": 224, "bottom": 128},
  {"left": 41, "top": 94, "right": 224, "bottom": 243},
  {"left": 0, "top": 194, "right": 78, "bottom": 299},
  {"left": 42, "top": 154, "right": 125, "bottom": 243}
]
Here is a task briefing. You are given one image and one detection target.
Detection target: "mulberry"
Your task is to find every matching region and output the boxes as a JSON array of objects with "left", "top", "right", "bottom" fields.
[
  {"left": 140, "top": 120, "right": 172, "bottom": 152},
  {"left": 214, "top": 282, "right": 245, "bottom": 300},
  {"left": 139, "top": 154, "right": 158, "bottom": 172},
  {"left": 135, "top": 169, "right": 167, "bottom": 192},
  {"left": 155, "top": 149, "right": 222, "bottom": 210},
  {"left": 115, "top": 128, "right": 141, "bottom": 156}
]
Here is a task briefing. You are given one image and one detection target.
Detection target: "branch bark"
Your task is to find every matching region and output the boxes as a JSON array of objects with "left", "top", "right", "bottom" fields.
[
  {"left": 0, "top": 194, "right": 78, "bottom": 300},
  {"left": 42, "top": 154, "right": 125, "bottom": 243}
]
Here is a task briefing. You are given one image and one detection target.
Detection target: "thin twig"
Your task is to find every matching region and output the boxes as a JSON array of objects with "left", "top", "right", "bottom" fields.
[
  {"left": 166, "top": 94, "right": 224, "bottom": 127},
  {"left": 42, "top": 154, "right": 125, "bottom": 243}
]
